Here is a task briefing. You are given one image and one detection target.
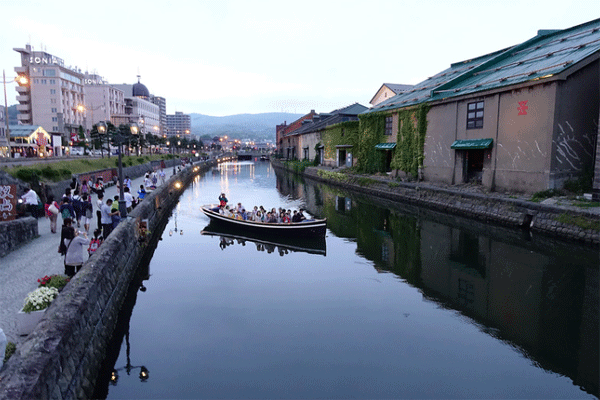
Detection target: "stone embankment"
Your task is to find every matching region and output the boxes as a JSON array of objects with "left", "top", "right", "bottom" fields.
[
  {"left": 272, "top": 161, "right": 600, "bottom": 246},
  {"left": 0, "top": 160, "right": 215, "bottom": 400}
]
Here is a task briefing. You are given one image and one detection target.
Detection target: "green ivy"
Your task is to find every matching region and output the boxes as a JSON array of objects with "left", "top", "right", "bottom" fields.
[
  {"left": 356, "top": 113, "right": 386, "bottom": 173},
  {"left": 390, "top": 104, "right": 429, "bottom": 178},
  {"left": 321, "top": 121, "right": 360, "bottom": 161}
]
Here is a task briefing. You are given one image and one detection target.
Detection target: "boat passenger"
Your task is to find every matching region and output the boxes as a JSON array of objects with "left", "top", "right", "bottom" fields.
[
  {"left": 219, "top": 193, "right": 228, "bottom": 207},
  {"left": 267, "top": 212, "right": 277, "bottom": 223},
  {"left": 291, "top": 210, "right": 300, "bottom": 222},
  {"left": 281, "top": 212, "right": 290, "bottom": 223},
  {"left": 297, "top": 209, "right": 307, "bottom": 222},
  {"left": 241, "top": 208, "right": 247, "bottom": 220}
]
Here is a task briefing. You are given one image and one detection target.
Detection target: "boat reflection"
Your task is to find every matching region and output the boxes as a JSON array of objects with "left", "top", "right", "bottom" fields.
[{"left": 201, "top": 223, "right": 326, "bottom": 256}]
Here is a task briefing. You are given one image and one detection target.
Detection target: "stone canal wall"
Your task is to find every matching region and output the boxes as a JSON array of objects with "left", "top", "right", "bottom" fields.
[
  {"left": 0, "top": 217, "right": 38, "bottom": 258},
  {"left": 0, "top": 160, "right": 215, "bottom": 400},
  {"left": 272, "top": 161, "right": 600, "bottom": 245}
]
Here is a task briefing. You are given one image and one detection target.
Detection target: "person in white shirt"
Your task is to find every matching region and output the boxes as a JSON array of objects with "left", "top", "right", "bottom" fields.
[
  {"left": 21, "top": 186, "right": 39, "bottom": 218},
  {"left": 123, "top": 187, "right": 134, "bottom": 213}
]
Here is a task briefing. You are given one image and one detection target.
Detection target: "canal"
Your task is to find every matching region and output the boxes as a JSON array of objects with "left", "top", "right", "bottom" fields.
[{"left": 93, "top": 160, "right": 598, "bottom": 399}]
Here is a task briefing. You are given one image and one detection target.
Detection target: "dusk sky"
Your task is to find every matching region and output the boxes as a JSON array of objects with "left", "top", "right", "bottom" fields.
[{"left": 1, "top": 0, "right": 597, "bottom": 116}]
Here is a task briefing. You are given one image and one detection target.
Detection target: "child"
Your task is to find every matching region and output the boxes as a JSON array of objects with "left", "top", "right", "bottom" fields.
[
  {"left": 138, "top": 184, "right": 146, "bottom": 200},
  {"left": 88, "top": 229, "right": 103, "bottom": 256}
]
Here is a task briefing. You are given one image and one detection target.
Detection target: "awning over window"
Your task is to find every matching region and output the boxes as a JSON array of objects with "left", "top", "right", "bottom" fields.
[
  {"left": 450, "top": 138, "right": 493, "bottom": 150},
  {"left": 375, "top": 142, "right": 396, "bottom": 150}
]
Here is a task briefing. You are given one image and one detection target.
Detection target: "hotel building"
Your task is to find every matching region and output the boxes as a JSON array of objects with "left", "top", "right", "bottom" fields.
[{"left": 13, "top": 44, "right": 85, "bottom": 143}]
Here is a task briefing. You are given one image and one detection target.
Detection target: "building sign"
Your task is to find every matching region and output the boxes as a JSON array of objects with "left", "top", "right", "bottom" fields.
[
  {"left": 29, "top": 56, "right": 65, "bottom": 67},
  {"left": 83, "top": 78, "right": 107, "bottom": 85},
  {"left": 518, "top": 101, "right": 529, "bottom": 116},
  {"left": 0, "top": 185, "right": 17, "bottom": 221}
]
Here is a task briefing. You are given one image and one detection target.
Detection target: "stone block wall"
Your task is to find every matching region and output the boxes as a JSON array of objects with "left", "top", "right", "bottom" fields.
[
  {"left": 0, "top": 160, "right": 214, "bottom": 400},
  {"left": 273, "top": 162, "right": 599, "bottom": 245},
  {"left": 0, "top": 218, "right": 38, "bottom": 258}
]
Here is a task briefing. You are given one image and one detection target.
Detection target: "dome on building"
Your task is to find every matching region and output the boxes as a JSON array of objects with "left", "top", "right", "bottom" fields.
[{"left": 132, "top": 75, "right": 150, "bottom": 98}]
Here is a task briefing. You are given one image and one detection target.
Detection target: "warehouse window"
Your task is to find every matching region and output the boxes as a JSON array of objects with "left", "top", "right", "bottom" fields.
[
  {"left": 385, "top": 116, "right": 393, "bottom": 135},
  {"left": 467, "top": 101, "right": 484, "bottom": 129}
]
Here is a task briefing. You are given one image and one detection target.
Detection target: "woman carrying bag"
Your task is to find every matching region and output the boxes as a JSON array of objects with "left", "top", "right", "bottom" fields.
[
  {"left": 45, "top": 195, "right": 60, "bottom": 233},
  {"left": 63, "top": 228, "right": 89, "bottom": 278}
]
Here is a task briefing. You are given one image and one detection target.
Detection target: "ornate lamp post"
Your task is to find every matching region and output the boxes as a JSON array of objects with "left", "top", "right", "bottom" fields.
[{"left": 97, "top": 121, "right": 108, "bottom": 158}]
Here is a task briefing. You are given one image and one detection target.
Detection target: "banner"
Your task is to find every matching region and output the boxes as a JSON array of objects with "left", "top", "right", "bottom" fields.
[{"left": 0, "top": 184, "right": 17, "bottom": 221}]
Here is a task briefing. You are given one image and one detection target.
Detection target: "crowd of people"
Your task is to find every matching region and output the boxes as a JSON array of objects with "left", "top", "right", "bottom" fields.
[
  {"left": 215, "top": 193, "right": 309, "bottom": 224},
  {"left": 19, "top": 168, "right": 169, "bottom": 278}
]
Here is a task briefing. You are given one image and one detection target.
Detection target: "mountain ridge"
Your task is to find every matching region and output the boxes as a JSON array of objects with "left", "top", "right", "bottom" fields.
[{"left": 190, "top": 112, "right": 302, "bottom": 141}]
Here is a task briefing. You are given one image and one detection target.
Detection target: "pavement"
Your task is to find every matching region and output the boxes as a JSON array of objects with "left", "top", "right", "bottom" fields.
[{"left": 0, "top": 169, "right": 176, "bottom": 345}]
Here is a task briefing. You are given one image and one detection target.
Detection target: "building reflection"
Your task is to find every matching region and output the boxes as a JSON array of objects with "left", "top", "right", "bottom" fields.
[{"left": 279, "top": 175, "right": 599, "bottom": 397}]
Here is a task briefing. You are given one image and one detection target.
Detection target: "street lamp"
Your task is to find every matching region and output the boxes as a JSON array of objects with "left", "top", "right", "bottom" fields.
[
  {"left": 3, "top": 70, "right": 29, "bottom": 158},
  {"left": 130, "top": 122, "right": 139, "bottom": 156},
  {"left": 97, "top": 121, "right": 108, "bottom": 158}
]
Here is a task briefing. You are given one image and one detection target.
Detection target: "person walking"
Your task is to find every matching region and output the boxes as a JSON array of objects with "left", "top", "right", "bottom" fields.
[
  {"left": 63, "top": 228, "right": 89, "bottom": 278},
  {"left": 59, "top": 197, "right": 75, "bottom": 223},
  {"left": 96, "top": 192, "right": 104, "bottom": 230},
  {"left": 81, "top": 193, "right": 93, "bottom": 233},
  {"left": 44, "top": 195, "right": 60, "bottom": 233},
  {"left": 100, "top": 198, "right": 119, "bottom": 238}
]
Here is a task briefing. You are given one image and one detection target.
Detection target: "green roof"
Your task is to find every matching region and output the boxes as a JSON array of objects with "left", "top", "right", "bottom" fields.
[
  {"left": 450, "top": 138, "right": 493, "bottom": 150},
  {"left": 365, "top": 18, "right": 600, "bottom": 114},
  {"left": 375, "top": 142, "right": 397, "bottom": 149}
]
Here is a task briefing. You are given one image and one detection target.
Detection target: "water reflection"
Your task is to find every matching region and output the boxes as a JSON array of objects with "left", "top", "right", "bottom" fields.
[
  {"left": 277, "top": 171, "right": 599, "bottom": 397},
  {"left": 201, "top": 223, "right": 326, "bottom": 256}
]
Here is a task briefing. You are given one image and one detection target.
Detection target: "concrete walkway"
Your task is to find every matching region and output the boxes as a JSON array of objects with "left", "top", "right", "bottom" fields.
[{"left": 0, "top": 170, "right": 176, "bottom": 345}]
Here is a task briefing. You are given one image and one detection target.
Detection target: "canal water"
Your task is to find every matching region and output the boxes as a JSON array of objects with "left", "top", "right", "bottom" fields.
[{"left": 93, "top": 161, "right": 598, "bottom": 399}]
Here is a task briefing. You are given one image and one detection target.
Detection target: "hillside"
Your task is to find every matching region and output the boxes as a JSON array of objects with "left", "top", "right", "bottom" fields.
[{"left": 190, "top": 112, "right": 302, "bottom": 142}]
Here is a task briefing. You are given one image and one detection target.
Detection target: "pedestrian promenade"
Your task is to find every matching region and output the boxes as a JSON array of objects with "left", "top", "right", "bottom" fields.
[{"left": 0, "top": 170, "right": 175, "bottom": 345}]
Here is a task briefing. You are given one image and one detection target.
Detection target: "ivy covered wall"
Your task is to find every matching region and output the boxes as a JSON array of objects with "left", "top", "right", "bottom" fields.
[
  {"left": 356, "top": 113, "right": 386, "bottom": 173},
  {"left": 390, "top": 104, "right": 430, "bottom": 178},
  {"left": 322, "top": 121, "right": 360, "bottom": 162}
]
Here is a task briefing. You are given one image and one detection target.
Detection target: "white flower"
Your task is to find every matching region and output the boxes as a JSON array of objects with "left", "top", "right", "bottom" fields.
[{"left": 23, "top": 287, "right": 59, "bottom": 313}]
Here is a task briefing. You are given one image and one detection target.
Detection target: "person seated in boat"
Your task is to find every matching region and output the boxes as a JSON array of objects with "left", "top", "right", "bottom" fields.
[
  {"left": 281, "top": 211, "right": 290, "bottom": 223},
  {"left": 219, "top": 193, "right": 228, "bottom": 208},
  {"left": 236, "top": 202, "right": 244, "bottom": 212},
  {"left": 291, "top": 210, "right": 300, "bottom": 222},
  {"left": 234, "top": 210, "right": 243, "bottom": 220},
  {"left": 267, "top": 212, "right": 277, "bottom": 223},
  {"left": 297, "top": 209, "right": 307, "bottom": 222},
  {"left": 254, "top": 210, "right": 263, "bottom": 222},
  {"left": 240, "top": 208, "right": 248, "bottom": 220},
  {"left": 220, "top": 205, "right": 233, "bottom": 217}
]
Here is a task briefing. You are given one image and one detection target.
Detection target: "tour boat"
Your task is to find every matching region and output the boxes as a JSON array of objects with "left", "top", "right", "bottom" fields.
[
  {"left": 201, "top": 224, "right": 326, "bottom": 256},
  {"left": 201, "top": 205, "right": 327, "bottom": 237}
]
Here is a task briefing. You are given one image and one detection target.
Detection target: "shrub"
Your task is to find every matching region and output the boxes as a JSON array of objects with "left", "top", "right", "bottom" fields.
[
  {"left": 530, "top": 189, "right": 562, "bottom": 202},
  {"left": 137, "top": 157, "right": 145, "bottom": 165},
  {"left": 4, "top": 342, "right": 16, "bottom": 363},
  {"left": 38, "top": 274, "right": 70, "bottom": 291}
]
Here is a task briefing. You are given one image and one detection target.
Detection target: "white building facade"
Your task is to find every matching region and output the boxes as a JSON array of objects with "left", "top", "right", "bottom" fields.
[{"left": 82, "top": 74, "right": 125, "bottom": 132}]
